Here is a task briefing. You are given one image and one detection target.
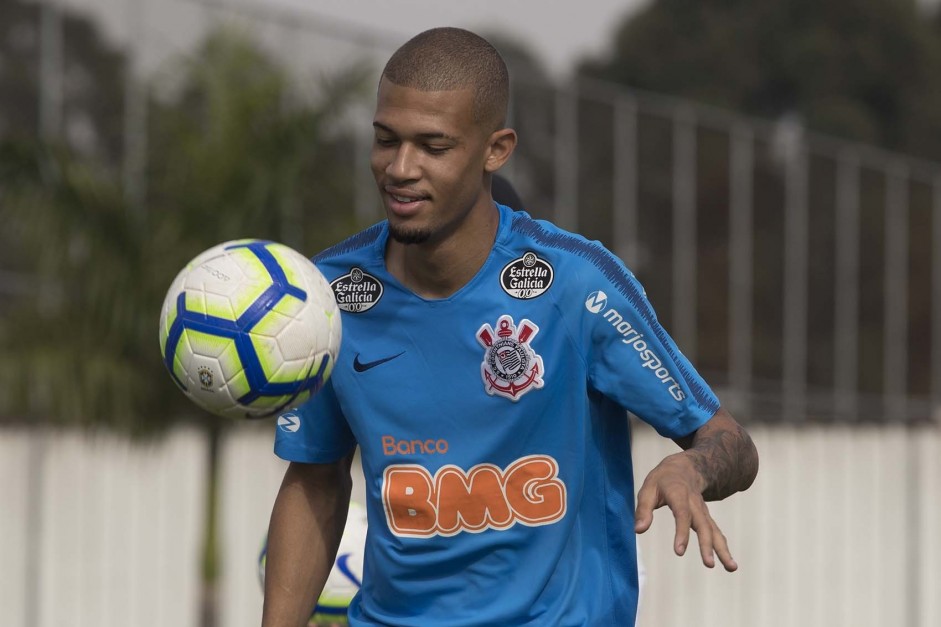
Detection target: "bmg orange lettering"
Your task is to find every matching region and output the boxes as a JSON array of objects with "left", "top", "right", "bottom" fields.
[{"left": 381, "top": 455, "right": 567, "bottom": 538}]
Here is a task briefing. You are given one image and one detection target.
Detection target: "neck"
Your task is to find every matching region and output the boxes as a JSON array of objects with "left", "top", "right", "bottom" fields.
[{"left": 386, "top": 203, "right": 500, "bottom": 299}]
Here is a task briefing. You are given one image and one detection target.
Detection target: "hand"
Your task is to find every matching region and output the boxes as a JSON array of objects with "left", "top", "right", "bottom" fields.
[{"left": 634, "top": 452, "right": 738, "bottom": 572}]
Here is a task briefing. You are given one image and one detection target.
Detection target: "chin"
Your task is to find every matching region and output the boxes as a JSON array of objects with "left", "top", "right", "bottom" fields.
[{"left": 389, "top": 224, "right": 432, "bottom": 245}]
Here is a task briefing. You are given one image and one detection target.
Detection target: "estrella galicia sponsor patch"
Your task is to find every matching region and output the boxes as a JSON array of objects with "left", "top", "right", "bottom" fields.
[
  {"left": 476, "top": 315, "right": 545, "bottom": 401},
  {"left": 500, "top": 252, "right": 553, "bottom": 299},
  {"left": 330, "top": 267, "right": 383, "bottom": 313}
]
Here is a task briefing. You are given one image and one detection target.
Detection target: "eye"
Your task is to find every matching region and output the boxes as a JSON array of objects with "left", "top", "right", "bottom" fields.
[
  {"left": 375, "top": 136, "right": 397, "bottom": 147},
  {"left": 424, "top": 145, "right": 450, "bottom": 155}
]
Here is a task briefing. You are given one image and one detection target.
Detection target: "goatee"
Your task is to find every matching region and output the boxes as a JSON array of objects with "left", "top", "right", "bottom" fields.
[{"left": 389, "top": 224, "right": 431, "bottom": 245}]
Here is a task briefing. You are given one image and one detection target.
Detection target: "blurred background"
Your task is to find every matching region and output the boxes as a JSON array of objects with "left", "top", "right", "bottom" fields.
[{"left": 2, "top": 0, "right": 941, "bottom": 625}]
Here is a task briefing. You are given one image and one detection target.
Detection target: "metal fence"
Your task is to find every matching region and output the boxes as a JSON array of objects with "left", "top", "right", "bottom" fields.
[
  {"left": 511, "top": 76, "right": 941, "bottom": 425},
  {"left": 14, "top": 0, "right": 941, "bottom": 423}
]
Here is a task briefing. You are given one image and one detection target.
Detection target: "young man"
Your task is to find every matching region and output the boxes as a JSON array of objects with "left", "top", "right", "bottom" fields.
[{"left": 263, "top": 27, "right": 758, "bottom": 627}]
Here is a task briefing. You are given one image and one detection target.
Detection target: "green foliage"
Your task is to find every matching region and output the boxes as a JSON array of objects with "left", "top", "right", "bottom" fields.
[
  {"left": 579, "top": 0, "right": 941, "bottom": 160},
  {"left": 0, "top": 28, "right": 371, "bottom": 434},
  {"left": 148, "top": 27, "right": 370, "bottom": 264},
  {"left": 0, "top": 143, "right": 156, "bottom": 431},
  {"left": 0, "top": 0, "right": 126, "bottom": 163}
]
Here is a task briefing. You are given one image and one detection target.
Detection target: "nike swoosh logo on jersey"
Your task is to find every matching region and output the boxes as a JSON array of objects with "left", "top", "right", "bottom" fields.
[{"left": 353, "top": 351, "right": 405, "bottom": 372}]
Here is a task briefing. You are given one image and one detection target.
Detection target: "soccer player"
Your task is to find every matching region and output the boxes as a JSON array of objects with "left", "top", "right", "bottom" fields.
[{"left": 263, "top": 27, "right": 759, "bottom": 627}]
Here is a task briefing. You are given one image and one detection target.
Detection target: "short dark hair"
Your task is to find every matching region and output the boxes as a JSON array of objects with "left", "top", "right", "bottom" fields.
[{"left": 381, "top": 27, "right": 509, "bottom": 131}]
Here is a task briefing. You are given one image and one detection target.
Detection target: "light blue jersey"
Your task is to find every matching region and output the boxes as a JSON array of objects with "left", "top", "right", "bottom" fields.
[{"left": 274, "top": 203, "right": 720, "bottom": 626}]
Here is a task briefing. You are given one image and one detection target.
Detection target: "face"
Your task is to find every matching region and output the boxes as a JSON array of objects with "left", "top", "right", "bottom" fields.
[{"left": 371, "top": 77, "right": 501, "bottom": 245}]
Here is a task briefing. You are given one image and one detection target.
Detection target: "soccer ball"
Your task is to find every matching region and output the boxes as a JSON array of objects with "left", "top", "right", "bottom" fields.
[{"left": 158, "top": 239, "right": 341, "bottom": 419}]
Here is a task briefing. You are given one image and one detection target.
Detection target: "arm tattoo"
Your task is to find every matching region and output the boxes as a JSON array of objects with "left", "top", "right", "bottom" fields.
[{"left": 684, "top": 418, "right": 759, "bottom": 502}]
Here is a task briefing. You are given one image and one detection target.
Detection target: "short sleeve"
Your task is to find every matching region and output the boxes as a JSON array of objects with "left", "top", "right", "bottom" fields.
[
  {"left": 273, "top": 378, "right": 356, "bottom": 463},
  {"left": 578, "top": 256, "right": 720, "bottom": 439}
]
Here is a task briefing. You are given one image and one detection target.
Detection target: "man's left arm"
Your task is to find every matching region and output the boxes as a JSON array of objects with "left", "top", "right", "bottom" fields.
[{"left": 634, "top": 408, "right": 759, "bottom": 571}]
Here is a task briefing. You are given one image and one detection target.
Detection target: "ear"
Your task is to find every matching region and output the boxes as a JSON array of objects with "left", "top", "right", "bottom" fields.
[{"left": 483, "top": 128, "right": 518, "bottom": 173}]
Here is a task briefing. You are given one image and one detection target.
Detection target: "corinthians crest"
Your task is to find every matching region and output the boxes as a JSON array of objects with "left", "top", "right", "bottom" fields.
[{"left": 476, "top": 315, "right": 545, "bottom": 401}]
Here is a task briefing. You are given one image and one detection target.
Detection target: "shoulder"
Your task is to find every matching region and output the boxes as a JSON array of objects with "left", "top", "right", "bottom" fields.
[
  {"left": 506, "top": 212, "right": 617, "bottom": 269},
  {"left": 311, "top": 222, "right": 387, "bottom": 275},
  {"left": 504, "top": 212, "right": 642, "bottom": 300}
]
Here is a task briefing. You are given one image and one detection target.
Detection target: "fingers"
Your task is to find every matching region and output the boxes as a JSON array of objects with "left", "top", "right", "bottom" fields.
[
  {"left": 635, "top": 461, "right": 739, "bottom": 571},
  {"left": 691, "top": 507, "right": 715, "bottom": 568},
  {"left": 653, "top": 486, "right": 739, "bottom": 571},
  {"left": 633, "top": 479, "right": 659, "bottom": 534},
  {"left": 671, "top": 502, "right": 692, "bottom": 557},
  {"left": 689, "top": 505, "right": 738, "bottom": 572},
  {"left": 710, "top": 520, "right": 738, "bottom": 572}
]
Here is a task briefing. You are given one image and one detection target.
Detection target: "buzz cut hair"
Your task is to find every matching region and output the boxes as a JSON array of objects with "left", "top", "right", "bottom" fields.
[{"left": 381, "top": 27, "right": 510, "bottom": 131}]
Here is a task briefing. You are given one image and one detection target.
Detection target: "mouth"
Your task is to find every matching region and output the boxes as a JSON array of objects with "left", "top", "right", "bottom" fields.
[{"left": 384, "top": 187, "right": 429, "bottom": 216}]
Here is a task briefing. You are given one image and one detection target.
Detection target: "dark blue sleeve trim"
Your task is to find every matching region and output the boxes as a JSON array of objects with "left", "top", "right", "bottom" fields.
[
  {"left": 312, "top": 223, "right": 385, "bottom": 264},
  {"left": 511, "top": 213, "right": 719, "bottom": 414}
]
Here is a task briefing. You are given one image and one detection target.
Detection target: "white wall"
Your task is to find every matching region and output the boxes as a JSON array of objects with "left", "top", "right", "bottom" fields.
[
  {"left": 2, "top": 423, "right": 938, "bottom": 627},
  {"left": 633, "top": 423, "right": 941, "bottom": 627},
  {"left": 0, "top": 427, "right": 206, "bottom": 627}
]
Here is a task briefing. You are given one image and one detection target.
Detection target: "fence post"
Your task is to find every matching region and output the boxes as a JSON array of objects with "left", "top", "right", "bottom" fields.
[
  {"left": 884, "top": 163, "right": 909, "bottom": 421},
  {"left": 39, "top": 0, "right": 63, "bottom": 141},
  {"left": 553, "top": 84, "right": 579, "bottom": 232},
  {"left": 613, "top": 95, "right": 638, "bottom": 268},
  {"left": 834, "top": 151, "right": 861, "bottom": 421},
  {"left": 729, "top": 123, "right": 754, "bottom": 417},
  {"left": 781, "top": 121, "right": 808, "bottom": 421},
  {"left": 933, "top": 178, "right": 941, "bottom": 417},
  {"left": 672, "top": 106, "right": 697, "bottom": 360}
]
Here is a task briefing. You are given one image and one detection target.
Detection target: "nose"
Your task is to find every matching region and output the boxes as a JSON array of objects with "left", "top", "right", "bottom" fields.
[{"left": 385, "top": 143, "right": 420, "bottom": 182}]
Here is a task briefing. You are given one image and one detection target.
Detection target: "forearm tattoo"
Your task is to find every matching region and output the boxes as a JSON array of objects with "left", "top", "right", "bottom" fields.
[{"left": 686, "top": 419, "right": 759, "bottom": 502}]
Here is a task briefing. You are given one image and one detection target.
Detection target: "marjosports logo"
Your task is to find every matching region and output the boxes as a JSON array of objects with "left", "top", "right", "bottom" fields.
[
  {"left": 277, "top": 412, "right": 301, "bottom": 433},
  {"left": 585, "top": 290, "right": 608, "bottom": 314},
  {"left": 381, "top": 454, "right": 567, "bottom": 538},
  {"left": 585, "top": 290, "right": 686, "bottom": 402}
]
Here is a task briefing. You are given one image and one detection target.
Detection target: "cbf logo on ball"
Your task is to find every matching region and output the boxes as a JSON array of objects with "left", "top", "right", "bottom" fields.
[
  {"left": 476, "top": 315, "right": 545, "bottom": 401},
  {"left": 330, "top": 267, "right": 383, "bottom": 313},
  {"left": 500, "top": 252, "right": 553, "bottom": 299}
]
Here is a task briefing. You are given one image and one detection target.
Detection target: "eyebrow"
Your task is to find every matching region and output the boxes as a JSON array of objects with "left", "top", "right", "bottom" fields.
[{"left": 373, "top": 122, "right": 459, "bottom": 143}]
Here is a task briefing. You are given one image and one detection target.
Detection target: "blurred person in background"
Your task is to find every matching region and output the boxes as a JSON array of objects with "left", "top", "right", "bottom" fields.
[
  {"left": 263, "top": 26, "right": 757, "bottom": 627},
  {"left": 491, "top": 172, "right": 525, "bottom": 212},
  {"left": 259, "top": 502, "right": 368, "bottom": 627}
]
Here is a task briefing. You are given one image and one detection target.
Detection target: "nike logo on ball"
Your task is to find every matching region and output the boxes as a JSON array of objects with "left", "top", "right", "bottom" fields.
[{"left": 353, "top": 351, "right": 405, "bottom": 372}]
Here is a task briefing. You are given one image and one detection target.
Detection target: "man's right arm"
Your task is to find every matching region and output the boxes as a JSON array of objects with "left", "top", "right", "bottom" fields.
[{"left": 262, "top": 455, "right": 353, "bottom": 627}]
